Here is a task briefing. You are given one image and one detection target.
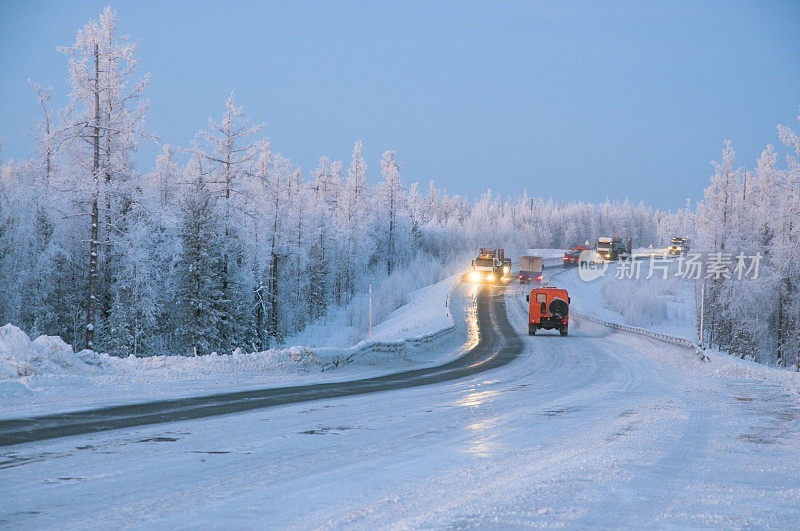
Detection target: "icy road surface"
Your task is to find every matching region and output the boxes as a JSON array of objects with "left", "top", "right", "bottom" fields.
[{"left": 2, "top": 281, "right": 799, "bottom": 527}]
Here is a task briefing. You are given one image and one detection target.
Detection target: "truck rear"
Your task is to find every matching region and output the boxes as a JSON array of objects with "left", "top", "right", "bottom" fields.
[
  {"left": 519, "top": 255, "right": 543, "bottom": 283},
  {"left": 526, "top": 287, "right": 570, "bottom": 336}
]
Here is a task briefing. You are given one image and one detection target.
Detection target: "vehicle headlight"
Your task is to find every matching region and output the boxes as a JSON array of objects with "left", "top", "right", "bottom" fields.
[
  {"left": 470, "top": 271, "right": 481, "bottom": 281},
  {"left": 503, "top": 266, "right": 509, "bottom": 273},
  {"left": 487, "top": 273, "right": 495, "bottom": 281}
]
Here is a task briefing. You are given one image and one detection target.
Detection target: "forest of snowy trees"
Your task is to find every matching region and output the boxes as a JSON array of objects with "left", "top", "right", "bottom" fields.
[
  {"left": 691, "top": 134, "right": 800, "bottom": 369},
  {"left": 0, "top": 8, "right": 798, "bottom": 369}
]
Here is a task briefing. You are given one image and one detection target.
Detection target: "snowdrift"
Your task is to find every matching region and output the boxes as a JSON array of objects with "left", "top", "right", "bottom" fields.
[{"left": 0, "top": 323, "right": 323, "bottom": 399}]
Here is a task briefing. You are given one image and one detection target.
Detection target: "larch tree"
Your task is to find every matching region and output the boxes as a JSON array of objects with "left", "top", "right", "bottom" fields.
[
  {"left": 375, "top": 150, "right": 406, "bottom": 275},
  {"left": 337, "top": 141, "right": 369, "bottom": 302},
  {"left": 57, "top": 6, "right": 150, "bottom": 350}
]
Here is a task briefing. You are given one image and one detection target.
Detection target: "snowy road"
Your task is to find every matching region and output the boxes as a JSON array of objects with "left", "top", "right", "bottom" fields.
[
  {"left": 2, "top": 278, "right": 800, "bottom": 527},
  {"left": 0, "top": 281, "right": 507, "bottom": 447}
]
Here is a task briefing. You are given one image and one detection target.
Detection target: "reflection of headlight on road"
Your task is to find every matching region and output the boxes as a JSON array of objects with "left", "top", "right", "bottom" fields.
[
  {"left": 470, "top": 271, "right": 481, "bottom": 281},
  {"left": 487, "top": 274, "right": 495, "bottom": 281}
]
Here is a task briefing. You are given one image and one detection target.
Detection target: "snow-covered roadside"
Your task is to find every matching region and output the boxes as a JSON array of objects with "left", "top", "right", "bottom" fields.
[
  {"left": 546, "top": 264, "right": 800, "bottom": 395},
  {"left": 368, "top": 273, "right": 459, "bottom": 341},
  {"left": 547, "top": 260, "right": 697, "bottom": 341},
  {"left": 0, "top": 273, "right": 470, "bottom": 419}
]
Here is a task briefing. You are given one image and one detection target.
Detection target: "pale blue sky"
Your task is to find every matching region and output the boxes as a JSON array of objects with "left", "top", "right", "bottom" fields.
[{"left": 2, "top": 0, "right": 799, "bottom": 209}]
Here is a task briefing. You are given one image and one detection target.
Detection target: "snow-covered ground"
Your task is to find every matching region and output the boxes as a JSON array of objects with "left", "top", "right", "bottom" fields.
[
  {"left": 3, "top": 275, "right": 799, "bottom": 527},
  {"left": 539, "top": 262, "right": 800, "bottom": 395},
  {"left": 546, "top": 258, "right": 697, "bottom": 341},
  {"left": 523, "top": 248, "right": 567, "bottom": 260},
  {"left": 4, "top": 253, "right": 800, "bottom": 528},
  {"left": 368, "top": 273, "right": 459, "bottom": 341},
  {"left": 0, "top": 274, "right": 473, "bottom": 419}
]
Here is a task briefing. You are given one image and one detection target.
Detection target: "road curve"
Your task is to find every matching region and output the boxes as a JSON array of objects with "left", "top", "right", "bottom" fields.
[
  {"left": 5, "top": 264, "right": 799, "bottom": 527},
  {"left": 0, "top": 283, "right": 522, "bottom": 447}
]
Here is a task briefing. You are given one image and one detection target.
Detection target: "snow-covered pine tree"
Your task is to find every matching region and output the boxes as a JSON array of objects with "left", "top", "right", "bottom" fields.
[
  {"left": 255, "top": 146, "right": 289, "bottom": 349},
  {"left": 150, "top": 144, "right": 180, "bottom": 209},
  {"left": 105, "top": 191, "right": 163, "bottom": 358},
  {"left": 195, "top": 94, "right": 265, "bottom": 353},
  {"left": 776, "top": 114, "right": 800, "bottom": 368},
  {"left": 695, "top": 141, "right": 743, "bottom": 351},
  {"left": 174, "top": 155, "right": 225, "bottom": 356},
  {"left": 285, "top": 167, "right": 309, "bottom": 334}
]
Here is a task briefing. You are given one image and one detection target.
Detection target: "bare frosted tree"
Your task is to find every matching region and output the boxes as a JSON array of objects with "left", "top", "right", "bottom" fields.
[
  {"left": 57, "top": 6, "right": 150, "bottom": 350},
  {"left": 376, "top": 150, "right": 405, "bottom": 275}
]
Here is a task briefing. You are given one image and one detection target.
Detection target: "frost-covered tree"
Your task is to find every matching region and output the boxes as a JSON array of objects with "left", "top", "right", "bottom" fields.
[
  {"left": 29, "top": 81, "right": 57, "bottom": 195},
  {"left": 374, "top": 150, "right": 407, "bottom": 275},
  {"left": 173, "top": 157, "right": 225, "bottom": 356},
  {"left": 57, "top": 6, "right": 150, "bottom": 350},
  {"left": 194, "top": 94, "right": 265, "bottom": 353},
  {"left": 149, "top": 144, "right": 180, "bottom": 209},
  {"left": 337, "top": 141, "right": 370, "bottom": 301}
]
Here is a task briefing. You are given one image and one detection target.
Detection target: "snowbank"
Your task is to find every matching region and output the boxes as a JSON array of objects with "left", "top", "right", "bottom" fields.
[
  {"left": 0, "top": 323, "right": 323, "bottom": 397},
  {"left": 369, "top": 273, "right": 459, "bottom": 341},
  {"left": 0, "top": 321, "right": 436, "bottom": 417}
]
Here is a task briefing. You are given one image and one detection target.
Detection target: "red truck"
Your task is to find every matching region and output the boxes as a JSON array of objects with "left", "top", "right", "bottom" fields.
[{"left": 526, "top": 287, "right": 570, "bottom": 336}]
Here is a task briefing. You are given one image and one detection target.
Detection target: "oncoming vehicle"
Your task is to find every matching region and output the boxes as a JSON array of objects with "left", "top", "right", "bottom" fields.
[
  {"left": 668, "top": 237, "right": 689, "bottom": 255},
  {"left": 563, "top": 246, "right": 589, "bottom": 265},
  {"left": 526, "top": 287, "right": 570, "bottom": 336},
  {"left": 470, "top": 248, "right": 511, "bottom": 282},
  {"left": 596, "top": 236, "right": 631, "bottom": 261}
]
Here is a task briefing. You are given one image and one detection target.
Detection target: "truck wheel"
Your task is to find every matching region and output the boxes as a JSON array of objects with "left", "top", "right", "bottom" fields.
[
  {"left": 560, "top": 325, "right": 568, "bottom": 337},
  {"left": 528, "top": 323, "right": 536, "bottom": 336}
]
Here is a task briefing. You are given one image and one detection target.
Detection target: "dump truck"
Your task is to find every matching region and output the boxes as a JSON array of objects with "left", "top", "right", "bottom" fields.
[
  {"left": 470, "top": 248, "right": 511, "bottom": 282},
  {"left": 526, "top": 287, "right": 570, "bottom": 336},
  {"left": 668, "top": 237, "right": 689, "bottom": 255},
  {"left": 596, "top": 236, "right": 631, "bottom": 261},
  {"left": 519, "top": 255, "right": 543, "bottom": 283}
]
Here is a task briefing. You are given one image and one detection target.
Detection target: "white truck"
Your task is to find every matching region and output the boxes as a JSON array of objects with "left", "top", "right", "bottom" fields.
[{"left": 519, "top": 256, "right": 543, "bottom": 283}]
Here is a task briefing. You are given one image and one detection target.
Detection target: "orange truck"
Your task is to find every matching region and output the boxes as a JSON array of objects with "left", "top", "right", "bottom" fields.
[{"left": 526, "top": 287, "right": 570, "bottom": 336}]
